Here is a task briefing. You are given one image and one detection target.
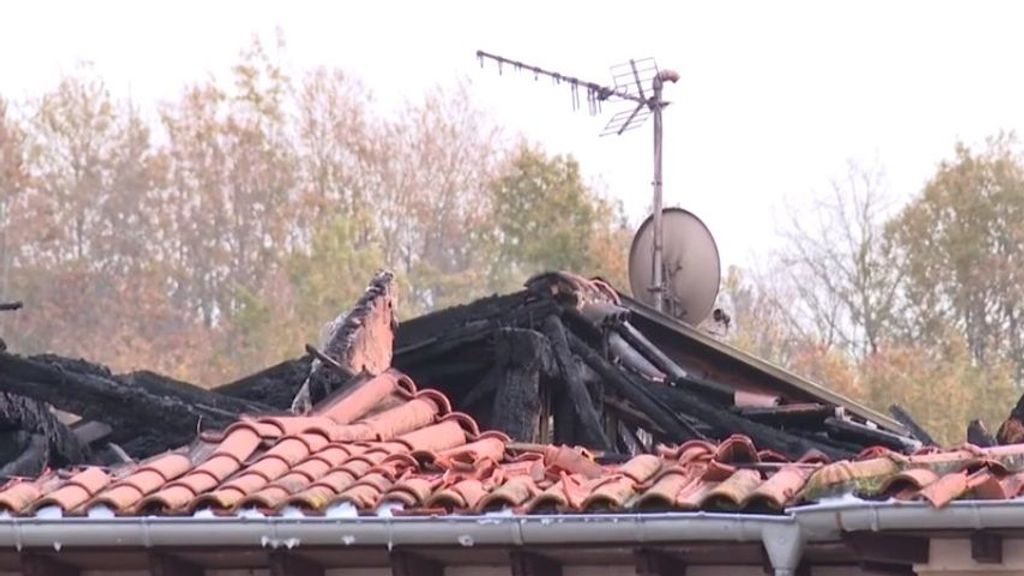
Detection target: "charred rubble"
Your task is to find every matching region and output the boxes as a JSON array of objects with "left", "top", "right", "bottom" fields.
[{"left": 0, "top": 274, "right": 949, "bottom": 478}]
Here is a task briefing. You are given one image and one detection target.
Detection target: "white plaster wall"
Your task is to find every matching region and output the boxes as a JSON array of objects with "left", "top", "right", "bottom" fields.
[{"left": 917, "top": 538, "right": 1024, "bottom": 574}]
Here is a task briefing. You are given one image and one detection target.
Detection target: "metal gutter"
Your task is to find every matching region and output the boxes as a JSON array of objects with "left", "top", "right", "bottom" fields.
[
  {"left": 0, "top": 512, "right": 789, "bottom": 549},
  {"left": 792, "top": 499, "right": 1024, "bottom": 538},
  {"left": 620, "top": 295, "right": 906, "bottom": 434}
]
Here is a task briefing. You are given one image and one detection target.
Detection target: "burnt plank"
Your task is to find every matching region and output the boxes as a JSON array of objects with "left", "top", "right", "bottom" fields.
[
  {"left": 491, "top": 329, "right": 554, "bottom": 443},
  {"left": 567, "top": 331, "right": 705, "bottom": 442},
  {"left": 888, "top": 404, "right": 936, "bottom": 446},
  {"left": 649, "top": 381, "right": 854, "bottom": 460},
  {"left": 0, "top": 352, "right": 277, "bottom": 459},
  {"left": 825, "top": 417, "right": 921, "bottom": 452},
  {"left": 738, "top": 403, "right": 836, "bottom": 427},
  {"left": 543, "top": 315, "right": 611, "bottom": 449}
]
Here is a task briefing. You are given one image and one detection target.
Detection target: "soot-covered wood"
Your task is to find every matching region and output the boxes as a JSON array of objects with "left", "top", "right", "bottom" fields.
[{"left": 489, "top": 328, "right": 555, "bottom": 443}]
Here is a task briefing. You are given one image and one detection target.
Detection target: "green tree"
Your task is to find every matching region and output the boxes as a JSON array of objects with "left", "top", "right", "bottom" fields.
[
  {"left": 487, "top": 143, "right": 631, "bottom": 291},
  {"left": 889, "top": 133, "right": 1024, "bottom": 380}
]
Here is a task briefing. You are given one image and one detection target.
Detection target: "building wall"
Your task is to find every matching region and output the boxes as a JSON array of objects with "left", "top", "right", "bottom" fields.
[{"left": 915, "top": 538, "right": 1024, "bottom": 575}]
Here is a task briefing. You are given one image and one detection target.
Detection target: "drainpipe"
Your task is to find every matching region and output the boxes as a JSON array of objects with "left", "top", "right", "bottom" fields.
[{"left": 761, "top": 523, "right": 804, "bottom": 576}]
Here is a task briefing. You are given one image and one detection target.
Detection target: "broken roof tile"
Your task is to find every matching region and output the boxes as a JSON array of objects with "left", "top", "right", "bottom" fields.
[{"left": 7, "top": 368, "right": 1024, "bottom": 519}]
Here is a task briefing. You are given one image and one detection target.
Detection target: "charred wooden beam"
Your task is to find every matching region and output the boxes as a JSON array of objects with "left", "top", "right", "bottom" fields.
[
  {"left": 825, "top": 417, "right": 921, "bottom": 453},
  {"left": 214, "top": 355, "right": 312, "bottom": 409},
  {"left": 0, "top": 390, "right": 84, "bottom": 470},
  {"left": 491, "top": 329, "right": 555, "bottom": 443},
  {"left": 510, "top": 550, "right": 562, "bottom": 576},
  {"left": 648, "top": 381, "right": 854, "bottom": 460},
  {"left": 971, "top": 531, "right": 1002, "bottom": 564},
  {"left": 0, "top": 301, "right": 22, "bottom": 311},
  {"left": 0, "top": 352, "right": 277, "bottom": 460},
  {"left": 968, "top": 419, "right": 996, "bottom": 447},
  {"left": 543, "top": 315, "right": 611, "bottom": 450},
  {"left": 888, "top": 404, "right": 936, "bottom": 446},
  {"left": 737, "top": 403, "right": 837, "bottom": 427},
  {"left": 567, "top": 331, "right": 705, "bottom": 442}
]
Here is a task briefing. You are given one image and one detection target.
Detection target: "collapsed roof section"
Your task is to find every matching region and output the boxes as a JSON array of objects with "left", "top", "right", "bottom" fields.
[
  {"left": 391, "top": 271, "right": 920, "bottom": 460},
  {"left": 0, "top": 270, "right": 925, "bottom": 484}
]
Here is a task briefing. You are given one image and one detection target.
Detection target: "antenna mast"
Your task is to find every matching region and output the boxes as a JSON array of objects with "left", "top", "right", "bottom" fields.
[{"left": 476, "top": 50, "right": 680, "bottom": 312}]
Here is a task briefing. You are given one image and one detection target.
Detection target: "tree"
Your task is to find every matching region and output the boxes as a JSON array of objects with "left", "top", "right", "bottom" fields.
[
  {"left": 888, "top": 133, "right": 1024, "bottom": 381},
  {"left": 774, "top": 160, "right": 903, "bottom": 359},
  {"left": 487, "top": 143, "right": 631, "bottom": 291}
]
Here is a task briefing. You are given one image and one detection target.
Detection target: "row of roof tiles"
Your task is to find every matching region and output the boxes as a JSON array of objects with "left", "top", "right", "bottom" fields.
[{"left": 2, "top": 370, "right": 1024, "bottom": 518}]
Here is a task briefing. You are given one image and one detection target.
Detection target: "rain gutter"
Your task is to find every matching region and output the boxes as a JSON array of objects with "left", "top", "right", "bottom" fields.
[{"left": 0, "top": 512, "right": 796, "bottom": 565}]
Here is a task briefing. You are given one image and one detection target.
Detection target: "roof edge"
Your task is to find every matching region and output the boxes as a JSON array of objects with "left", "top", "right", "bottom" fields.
[
  {"left": 620, "top": 294, "right": 906, "bottom": 434},
  {"left": 0, "top": 513, "right": 785, "bottom": 549}
]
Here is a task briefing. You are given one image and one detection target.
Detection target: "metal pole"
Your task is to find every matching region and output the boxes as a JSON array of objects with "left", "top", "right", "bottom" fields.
[
  {"left": 650, "top": 76, "right": 665, "bottom": 313},
  {"left": 649, "top": 70, "right": 679, "bottom": 315}
]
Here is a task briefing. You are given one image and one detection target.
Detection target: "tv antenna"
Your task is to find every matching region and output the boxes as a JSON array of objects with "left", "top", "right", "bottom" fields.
[{"left": 476, "top": 50, "right": 682, "bottom": 313}]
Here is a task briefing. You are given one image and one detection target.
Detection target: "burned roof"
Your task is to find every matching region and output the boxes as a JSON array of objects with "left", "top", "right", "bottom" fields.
[{"left": 0, "top": 269, "right": 979, "bottom": 521}]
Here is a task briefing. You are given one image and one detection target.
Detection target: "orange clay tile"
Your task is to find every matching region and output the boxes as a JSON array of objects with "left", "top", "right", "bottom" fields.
[
  {"left": 747, "top": 466, "right": 812, "bottom": 509},
  {"left": 635, "top": 466, "right": 693, "bottom": 510},
  {"left": 14, "top": 368, "right": 1024, "bottom": 518},
  {"left": 477, "top": 475, "right": 540, "bottom": 512},
  {"left": 313, "top": 370, "right": 413, "bottom": 424},
  {"left": 713, "top": 435, "right": 760, "bottom": 464},
  {"left": 918, "top": 471, "right": 969, "bottom": 507},
  {"left": 700, "top": 468, "right": 762, "bottom": 509},
  {"left": 0, "top": 480, "right": 44, "bottom": 513},
  {"left": 30, "top": 467, "right": 110, "bottom": 513}
]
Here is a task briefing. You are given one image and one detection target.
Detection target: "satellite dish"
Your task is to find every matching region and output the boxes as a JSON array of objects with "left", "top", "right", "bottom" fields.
[{"left": 628, "top": 207, "right": 721, "bottom": 325}]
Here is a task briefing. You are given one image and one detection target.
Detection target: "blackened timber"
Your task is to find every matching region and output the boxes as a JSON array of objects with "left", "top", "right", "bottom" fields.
[
  {"left": 618, "top": 323, "right": 688, "bottom": 381},
  {"left": 459, "top": 365, "right": 502, "bottom": 410},
  {"left": 567, "top": 331, "right": 705, "bottom": 442},
  {"left": 647, "top": 380, "right": 853, "bottom": 460},
  {"left": 618, "top": 323, "right": 735, "bottom": 403},
  {"left": 491, "top": 329, "right": 555, "bottom": 443},
  {"left": 0, "top": 301, "right": 22, "bottom": 311},
  {"left": 0, "top": 352, "right": 278, "bottom": 460},
  {"left": 215, "top": 355, "right": 313, "bottom": 409},
  {"left": 543, "top": 315, "right": 611, "bottom": 449},
  {"left": 824, "top": 417, "right": 921, "bottom": 452},
  {"left": 889, "top": 404, "right": 936, "bottom": 446},
  {"left": 968, "top": 419, "right": 996, "bottom": 447},
  {"left": 737, "top": 403, "right": 836, "bottom": 427}
]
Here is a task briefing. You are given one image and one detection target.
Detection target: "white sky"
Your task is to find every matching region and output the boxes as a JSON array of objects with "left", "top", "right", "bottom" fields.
[{"left": 4, "top": 0, "right": 1024, "bottom": 272}]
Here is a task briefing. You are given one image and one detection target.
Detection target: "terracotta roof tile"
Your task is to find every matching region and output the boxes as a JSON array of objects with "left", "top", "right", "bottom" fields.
[{"left": 8, "top": 369, "right": 1024, "bottom": 518}]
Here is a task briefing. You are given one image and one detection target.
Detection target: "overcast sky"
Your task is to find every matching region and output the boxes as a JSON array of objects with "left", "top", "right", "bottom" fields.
[{"left": 4, "top": 0, "right": 1024, "bottom": 272}]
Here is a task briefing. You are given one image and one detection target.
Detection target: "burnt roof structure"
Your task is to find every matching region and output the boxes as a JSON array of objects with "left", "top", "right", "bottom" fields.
[{"left": 2, "top": 274, "right": 1024, "bottom": 575}]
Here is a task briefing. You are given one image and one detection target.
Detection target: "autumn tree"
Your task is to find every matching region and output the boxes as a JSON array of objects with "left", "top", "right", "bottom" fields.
[
  {"left": 773, "top": 160, "right": 903, "bottom": 359},
  {"left": 487, "top": 143, "right": 631, "bottom": 292},
  {"left": 889, "top": 133, "right": 1024, "bottom": 381}
]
